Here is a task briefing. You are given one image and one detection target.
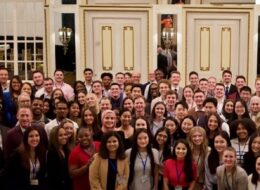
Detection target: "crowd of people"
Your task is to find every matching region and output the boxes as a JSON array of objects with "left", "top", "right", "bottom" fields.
[{"left": 0, "top": 66, "right": 260, "bottom": 190}]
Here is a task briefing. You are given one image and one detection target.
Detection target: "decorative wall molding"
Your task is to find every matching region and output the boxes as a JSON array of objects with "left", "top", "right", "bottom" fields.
[
  {"left": 101, "top": 26, "right": 113, "bottom": 70},
  {"left": 200, "top": 27, "right": 210, "bottom": 71},
  {"left": 123, "top": 26, "right": 134, "bottom": 71},
  {"left": 87, "top": 0, "right": 157, "bottom": 4},
  {"left": 221, "top": 27, "right": 231, "bottom": 71}
]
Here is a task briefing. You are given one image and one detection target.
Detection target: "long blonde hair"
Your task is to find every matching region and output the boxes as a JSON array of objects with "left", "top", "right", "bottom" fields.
[{"left": 187, "top": 126, "right": 208, "bottom": 157}]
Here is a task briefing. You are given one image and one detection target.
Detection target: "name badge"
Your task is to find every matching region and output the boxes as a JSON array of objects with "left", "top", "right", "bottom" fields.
[
  {"left": 175, "top": 186, "right": 182, "bottom": 190},
  {"left": 141, "top": 175, "right": 149, "bottom": 183},
  {"left": 30, "top": 179, "right": 39, "bottom": 186},
  {"left": 116, "top": 174, "right": 127, "bottom": 185}
]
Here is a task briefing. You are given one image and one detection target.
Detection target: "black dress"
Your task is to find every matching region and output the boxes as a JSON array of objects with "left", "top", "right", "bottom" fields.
[{"left": 47, "top": 148, "right": 72, "bottom": 190}]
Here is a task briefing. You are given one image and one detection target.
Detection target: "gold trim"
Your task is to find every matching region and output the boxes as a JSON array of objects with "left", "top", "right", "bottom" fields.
[
  {"left": 82, "top": 7, "right": 150, "bottom": 73},
  {"left": 44, "top": 9, "right": 48, "bottom": 75},
  {"left": 221, "top": 27, "right": 231, "bottom": 71},
  {"left": 185, "top": 8, "right": 251, "bottom": 85},
  {"left": 81, "top": 5, "right": 152, "bottom": 9},
  {"left": 101, "top": 26, "right": 113, "bottom": 70},
  {"left": 200, "top": 27, "right": 210, "bottom": 71},
  {"left": 123, "top": 26, "right": 134, "bottom": 71}
]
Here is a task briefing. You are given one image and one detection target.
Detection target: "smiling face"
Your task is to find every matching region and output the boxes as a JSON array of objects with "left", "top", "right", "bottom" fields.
[
  {"left": 156, "top": 130, "right": 168, "bottom": 146},
  {"left": 236, "top": 124, "right": 248, "bottom": 141},
  {"left": 183, "top": 87, "right": 194, "bottom": 100},
  {"left": 191, "top": 131, "right": 204, "bottom": 146},
  {"left": 135, "top": 118, "right": 147, "bottom": 130},
  {"left": 28, "top": 130, "right": 40, "bottom": 149},
  {"left": 175, "top": 142, "right": 188, "bottom": 160},
  {"left": 106, "top": 136, "right": 119, "bottom": 153},
  {"left": 251, "top": 136, "right": 260, "bottom": 154},
  {"left": 154, "top": 103, "right": 166, "bottom": 118},
  {"left": 207, "top": 115, "right": 219, "bottom": 132},
  {"left": 63, "top": 122, "right": 74, "bottom": 138},
  {"left": 234, "top": 101, "right": 245, "bottom": 117},
  {"left": 214, "top": 135, "right": 228, "bottom": 153},
  {"left": 223, "top": 150, "right": 236, "bottom": 169},
  {"left": 137, "top": 132, "right": 149, "bottom": 149},
  {"left": 86, "top": 94, "right": 97, "bottom": 107},
  {"left": 181, "top": 118, "right": 194, "bottom": 134},
  {"left": 255, "top": 157, "right": 260, "bottom": 174},
  {"left": 77, "top": 92, "right": 86, "bottom": 105},
  {"left": 102, "top": 112, "right": 116, "bottom": 130},
  {"left": 77, "top": 128, "right": 93, "bottom": 148},
  {"left": 123, "top": 99, "right": 134, "bottom": 111},
  {"left": 165, "top": 119, "right": 177, "bottom": 135},
  {"left": 120, "top": 111, "right": 132, "bottom": 126},
  {"left": 83, "top": 109, "right": 94, "bottom": 125},
  {"left": 70, "top": 103, "right": 80, "bottom": 117},
  {"left": 57, "top": 128, "right": 68, "bottom": 146},
  {"left": 11, "top": 78, "right": 21, "bottom": 91},
  {"left": 100, "top": 99, "right": 112, "bottom": 112},
  {"left": 17, "top": 108, "right": 32, "bottom": 129},
  {"left": 224, "top": 101, "right": 234, "bottom": 114},
  {"left": 21, "top": 83, "right": 32, "bottom": 96}
]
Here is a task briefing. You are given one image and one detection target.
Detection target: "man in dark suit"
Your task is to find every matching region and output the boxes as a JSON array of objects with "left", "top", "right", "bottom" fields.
[
  {"left": 222, "top": 70, "right": 239, "bottom": 101},
  {"left": 157, "top": 47, "right": 168, "bottom": 78},
  {"left": 169, "top": 71, "right": 183, "bottom": 101},
  {"left": 5, "top": 107, "right": 30, "bottom": 158},
  {"left": 5, "top": 106, "right": 48, "bottom": 159}
]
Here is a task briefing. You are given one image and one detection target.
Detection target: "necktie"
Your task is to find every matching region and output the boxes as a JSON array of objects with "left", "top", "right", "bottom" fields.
[{"left": 225, "top": 86, "right": 229, "bottom": 97}]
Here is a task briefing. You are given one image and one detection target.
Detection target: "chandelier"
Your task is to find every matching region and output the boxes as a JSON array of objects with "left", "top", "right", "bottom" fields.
[
  {"left": 162, "top": 27, "right": 175, "bottom": 49},
  {"left": 58, "top": 27, "right": 72, "bottom": 55}
]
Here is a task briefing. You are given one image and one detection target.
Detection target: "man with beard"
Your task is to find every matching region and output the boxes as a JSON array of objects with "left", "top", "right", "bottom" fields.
[
  {"left": 31, "top": 97, "right": 50, "bottom": 127},
  {"left": 44, "top": 98, "right": 78, "bottom": 138}
]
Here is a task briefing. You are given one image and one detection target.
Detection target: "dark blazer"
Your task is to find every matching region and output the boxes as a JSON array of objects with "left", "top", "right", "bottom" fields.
[
  {"left": 4, "top": 125, "right": 23, "bottom": 159},
  {"left": 5, "top": 150, "right": 46, "bottom": 190},
  {"left": 47, "top": 148, "right": 72, "bottom": 190},
  {"left": 157, "top": 53, "right": 168, "bottom": 77}
]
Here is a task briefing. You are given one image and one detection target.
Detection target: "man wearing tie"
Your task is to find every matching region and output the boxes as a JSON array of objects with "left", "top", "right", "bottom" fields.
[{"left": 222, "top": 69, "right": 239, "bottom": 102}]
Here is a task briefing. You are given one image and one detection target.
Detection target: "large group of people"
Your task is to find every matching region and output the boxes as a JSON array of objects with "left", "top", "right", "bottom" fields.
[{"left": 0, "top": 66, "right": 260, "bottom": 190}]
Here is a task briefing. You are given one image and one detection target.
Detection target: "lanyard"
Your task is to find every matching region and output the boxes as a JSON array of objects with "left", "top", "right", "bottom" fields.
[
  {"left": 195, "top": 150, "right": 201, "bottom": 167},
  {"left": 109, "top": 159, "right": 117, "bottom": 173},
  {"left": 138, "top": 152, "right": 148, "bottom": 175},
  {"left": 224, "top": 169, "right": 232, "bottom": 190},
  {"left": 30, "top": 159, "right": 37, "bottom": 179},
  {"left": 175, "top": 161, "right": 183, "bottom": 184},
  {"left": 238, "top": 140, "right": 247, "bottom": 161}
]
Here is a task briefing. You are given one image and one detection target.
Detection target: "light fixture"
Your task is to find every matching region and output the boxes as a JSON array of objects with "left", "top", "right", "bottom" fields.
[
  {"left": 162, "top": 27, "right": 175, "bottom": 49},
  {"left": 58, "top": 27, "right": 72, "bottom": 55}
]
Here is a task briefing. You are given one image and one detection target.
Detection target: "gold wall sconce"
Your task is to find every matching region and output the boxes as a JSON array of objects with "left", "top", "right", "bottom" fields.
[{"left": 58, "top": 27, "right": 72, "bottom": 55}]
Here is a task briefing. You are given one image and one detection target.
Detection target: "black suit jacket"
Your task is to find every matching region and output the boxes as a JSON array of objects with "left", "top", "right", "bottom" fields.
[
  {"left": 47, "top": 148, "right": 71, "bottom": 190},
  {"left": 157, "top": 53, "right": 168, "bottom": 77},
  {"left": 5, "top": 126, "right": 23, "bottom": 159}
]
